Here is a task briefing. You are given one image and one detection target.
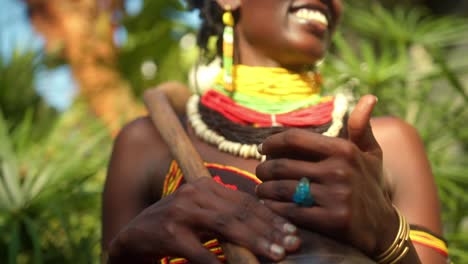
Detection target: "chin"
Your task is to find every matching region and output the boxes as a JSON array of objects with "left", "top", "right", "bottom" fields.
[
  {"left": 278, "top": 26, "right": 330, "bottom": 64},
  {"left": 277, "top": 40, "right": 328, "bottom": 68}
]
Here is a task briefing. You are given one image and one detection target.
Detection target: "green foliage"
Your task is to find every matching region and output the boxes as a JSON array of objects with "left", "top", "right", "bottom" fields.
[
  {"left": 0, "top": 51, "right": 57, "bottom": 136},
  {"left": 118, "top": 0, "right": 197, "bottom": 97},
  {"left": 0, "top": 104, "right": 110, "bottom": 263},
  {"left": 0, "top": 41, "right": 110, "bottom": 263},
  {"left": 323, "top": 3, "right": 468, "bottom": 262}
]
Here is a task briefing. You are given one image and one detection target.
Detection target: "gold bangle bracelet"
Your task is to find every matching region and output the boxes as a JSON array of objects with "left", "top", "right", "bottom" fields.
[
  {"left": 377, "top": 209, "right": 404, "bottom": 259},
  {"left": 375, "top": 205, "right": 410, "bottom": 264},
  {"left": 389, "top": 247, "right": 410, "bottom": 264}
]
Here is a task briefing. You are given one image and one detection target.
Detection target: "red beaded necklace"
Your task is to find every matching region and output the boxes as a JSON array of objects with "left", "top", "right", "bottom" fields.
[{"left": 201, "top": 89, "right": 335, "bottom": 127}]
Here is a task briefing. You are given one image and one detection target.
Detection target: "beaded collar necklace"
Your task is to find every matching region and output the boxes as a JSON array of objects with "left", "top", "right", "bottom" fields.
[
  {"left": 187, "top": 65, "right": 349, "bottom": 160},
  {"left": 214, "top": 65, "right": 323, "bottom": 114},
  {"left": 188, "top": 94, "right": 348, "bottom": 160}
]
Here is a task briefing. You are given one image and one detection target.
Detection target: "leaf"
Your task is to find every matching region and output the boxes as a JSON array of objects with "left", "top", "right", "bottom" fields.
[
  {"left": 8, "top": 221, "right": 20, "bottom": 264},
  {"left": 24, "top": 217, "right": 43, "bottom": 263},
  {"left": 10, "top": 109, "right": 34, "bottom": 155},
  {"left": 429, "top": 48, "right": 468, "bottom": 102},
  {"left": 1, "top": 162, "right": 22, "bottom": 209}
]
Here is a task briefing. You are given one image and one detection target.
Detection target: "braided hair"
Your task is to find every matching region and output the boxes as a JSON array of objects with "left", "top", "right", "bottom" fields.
[{"left": 186, "top": 0, "right": 227, "bottom": 59}]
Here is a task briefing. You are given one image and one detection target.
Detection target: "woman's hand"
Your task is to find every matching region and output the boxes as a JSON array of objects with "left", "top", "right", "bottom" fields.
[
  {"left": 255, "top": 95, "right": 398, "bottom": 257},
  {"left": 108, "top": 177, "right": 301, "bottom": 264}
]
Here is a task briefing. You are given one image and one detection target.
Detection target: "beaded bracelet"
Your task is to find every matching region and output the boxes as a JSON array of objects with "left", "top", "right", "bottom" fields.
[{"left": 375, "top": 206, "right": 410, "bottom": 264}]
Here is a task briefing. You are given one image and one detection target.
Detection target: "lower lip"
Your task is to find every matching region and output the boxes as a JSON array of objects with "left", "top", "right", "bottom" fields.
[{"left": 289, "top": 14, "right": 329, "bottom": 38}]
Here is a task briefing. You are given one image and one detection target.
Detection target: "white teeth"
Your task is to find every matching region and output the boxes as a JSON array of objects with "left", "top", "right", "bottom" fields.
[{"left": 294, "top": 9, "right": 328, "bottom": 26}]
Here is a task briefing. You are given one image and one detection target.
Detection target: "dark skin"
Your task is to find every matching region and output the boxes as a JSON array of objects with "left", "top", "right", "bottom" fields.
[{"left": 103, "top": 0, "right": 445, "bottom": 263}]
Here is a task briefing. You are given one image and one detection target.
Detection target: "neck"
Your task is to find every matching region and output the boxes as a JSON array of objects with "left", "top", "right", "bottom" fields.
[
  {"left": 235, "top": 28, "right": 322, "bottom": 72},
  {"left": 214, "top": 64, "right": 323, "bottom": 114}
]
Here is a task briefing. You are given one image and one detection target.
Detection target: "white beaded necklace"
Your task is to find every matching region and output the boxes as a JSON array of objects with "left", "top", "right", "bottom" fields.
[{"left": 187, "top": 93, "right": 349, "bottom": 160}]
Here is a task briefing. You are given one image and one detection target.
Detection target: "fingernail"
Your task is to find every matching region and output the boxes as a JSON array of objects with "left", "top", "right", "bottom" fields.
[
  {"left": 270, "top": 244, "right": 285, "bottom": 258},
  {"left": 373, "top": 95, "right": 379, "bottom": 104},
  {"left": 283, "top": 235, "right": 299, "bottom": 248},
  {"left": 283, "top": 223, "right": 297, "bottom": 234},
  {"left": 257, "top": 144, "right": 263, "bottom": 154},
  {"left": 255, "top": 184, "right": 259, "bottom": 194}
]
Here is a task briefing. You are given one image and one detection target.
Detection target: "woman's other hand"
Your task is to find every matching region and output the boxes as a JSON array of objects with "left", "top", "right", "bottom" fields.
[
  {"left": 108, "top": 177, "right": 300, "bottom": 264},
  {"left": 256, "top": 95, "right": 398, "bottom": 257}
]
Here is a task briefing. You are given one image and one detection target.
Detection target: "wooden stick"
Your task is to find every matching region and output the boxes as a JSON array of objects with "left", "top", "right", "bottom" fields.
[{"left": 144, "top": 87, "right": 260, "bottom": 264}]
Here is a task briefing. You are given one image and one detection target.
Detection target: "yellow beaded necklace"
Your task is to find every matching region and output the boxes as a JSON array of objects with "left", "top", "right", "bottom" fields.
[{"left": 213, "top": 65, "right": 327, "bottom": 114}]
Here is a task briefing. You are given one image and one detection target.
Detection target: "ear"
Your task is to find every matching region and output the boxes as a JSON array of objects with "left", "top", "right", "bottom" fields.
[{"left": 215, "top": 0, "right": 241, "bottom": 10}]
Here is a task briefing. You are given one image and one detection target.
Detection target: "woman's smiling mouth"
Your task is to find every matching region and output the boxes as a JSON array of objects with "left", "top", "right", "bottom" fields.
[
  {"left": 289, "top": 0, "right": 333, "bottom": 28},
  {"left": 292, "top": 8, "right": 328, "bottom": 26},
  {"left": 288, "top": 0, "right": 333, "bottom": 37}
]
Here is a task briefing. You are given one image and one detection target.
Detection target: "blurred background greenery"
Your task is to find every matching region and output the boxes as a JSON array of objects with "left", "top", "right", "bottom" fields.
[{"left": 0, "top": 0, "right": 467, "bottom": 263}]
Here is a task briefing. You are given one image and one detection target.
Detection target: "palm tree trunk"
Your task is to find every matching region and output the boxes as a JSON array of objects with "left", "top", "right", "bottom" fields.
[{"left": 26, "top": 0, "right": 143, "bottom": 135}]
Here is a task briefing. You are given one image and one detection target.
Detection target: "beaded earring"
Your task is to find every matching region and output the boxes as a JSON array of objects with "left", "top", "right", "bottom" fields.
[{"left": 222, "top": 5, "right": 235, "bottom": 92}]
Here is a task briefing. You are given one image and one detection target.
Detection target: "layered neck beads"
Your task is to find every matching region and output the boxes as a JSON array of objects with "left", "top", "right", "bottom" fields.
[{"left": 187, "top": 65, "right": 349, "bottom": 160}]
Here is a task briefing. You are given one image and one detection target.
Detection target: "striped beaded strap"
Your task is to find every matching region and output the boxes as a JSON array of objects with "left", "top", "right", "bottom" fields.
[
  {"left": 160, "top": 239, "right": 226, "bottom": 264},
  {"left": 161, "top": 160, "right": 185, "bottom": 197},
  {"left": 409, "top": 229, "right": 449, "bottom": 257},
  {"left": 161, "top": 161, "right": 262, "bottom": 199}
]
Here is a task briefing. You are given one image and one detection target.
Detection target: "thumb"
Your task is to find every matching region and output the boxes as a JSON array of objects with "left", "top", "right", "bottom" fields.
[{"left": 347, "top": 95, "right": 380, "bottom": 153}]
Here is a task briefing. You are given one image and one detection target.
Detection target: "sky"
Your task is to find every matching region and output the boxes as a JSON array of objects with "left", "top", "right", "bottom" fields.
[
  {"left": 0, "top": 0, "right": 145, "bottom": 111},
  {"left": 0, "top": 0, "right": 42, "bottom": 59},
  {"left": 0, "top": 0, "right": 198, "bottom": 111},
  {"left": 0, "top": 0, "right": 78, "bottom": 111}
]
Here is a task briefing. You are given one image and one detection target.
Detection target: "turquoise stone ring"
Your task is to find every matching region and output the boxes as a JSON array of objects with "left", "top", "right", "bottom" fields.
[{"left": 292, "top": 177, "right": 315, "bottom": 207}]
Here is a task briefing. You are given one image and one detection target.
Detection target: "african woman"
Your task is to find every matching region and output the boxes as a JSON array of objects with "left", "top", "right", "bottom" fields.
[{"left": 102, "top": 0, "right": 449, "bottom": 263}]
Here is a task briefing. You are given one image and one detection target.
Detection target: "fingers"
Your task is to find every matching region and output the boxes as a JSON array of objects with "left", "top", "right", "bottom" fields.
[
  {"left": 193, "top": 202, "right": 299, "bottom": 260},
  {"left": 259, "top": 200, "right": 337, "bottom": 231},
  {"left": 109, "top": 222, "right": 221, "bottom": 264},
  {"left": 178, "top": 178, "right": 300, "bottom": 261},
  {"left": 194, "top": 178, "right": 294, "bottom": 235},
  {"left": 212, "top": 182, "right": 293, "bottom": 229},
  {"left": 197, "top": 207, "right": 298, "bottom": 261},
  {"left": 347, "top": 95, "right": 380, "bottom": 154},
  {"left": 256, "top": 158, "right": 345, "bottom": 183},
  {"left": 259, "top": 128, "right": 348, "bottom": 160},
  {"left": 258, "top": 95, "right": 381, "bottom": 160},
  {"left": 256, "top": 180, "right": 326, "bottom": 206}
]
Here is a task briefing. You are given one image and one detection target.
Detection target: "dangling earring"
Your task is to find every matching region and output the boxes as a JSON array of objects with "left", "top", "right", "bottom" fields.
[
  {"left": 312, "top": 56, "right": 326, "bottom": 87},
  {"left": 222, "top": 5, "right": 235, "bottom": 92}
]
